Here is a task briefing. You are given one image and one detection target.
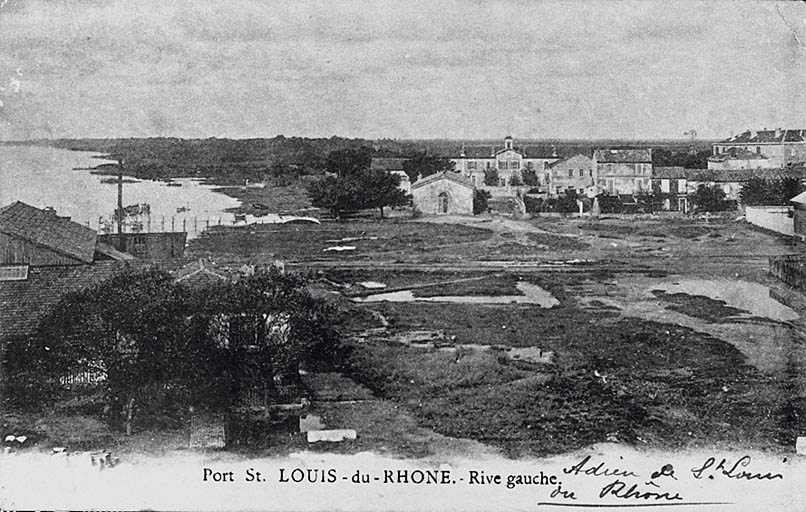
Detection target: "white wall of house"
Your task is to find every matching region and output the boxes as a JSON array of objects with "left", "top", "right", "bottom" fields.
[{"left": 411, "top": 178, "right": 474, "bottom": 215}]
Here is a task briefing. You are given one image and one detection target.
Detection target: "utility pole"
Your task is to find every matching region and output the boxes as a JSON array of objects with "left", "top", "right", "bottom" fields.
[{"left": 117, "top": 159, "right": 124, "bottom": 247}]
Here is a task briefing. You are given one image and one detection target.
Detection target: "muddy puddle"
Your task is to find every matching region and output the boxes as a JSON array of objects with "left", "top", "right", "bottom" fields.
[
  {"left": 354, "top": 282, "right": 559, "bottom": 308},
  {"left": 651, "top": 279, "right": 799, "bottom": 322},
  {"left": 574, "top": 276, "right": 804, "bottom": 373}
]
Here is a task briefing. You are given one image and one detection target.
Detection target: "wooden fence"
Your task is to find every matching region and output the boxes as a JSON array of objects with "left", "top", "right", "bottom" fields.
[
  {"left": 59, "top": 368, "right": 107, "bottom": 387},
  {"left": 769, "top": 254, "right": 806, "bottom": 291}
]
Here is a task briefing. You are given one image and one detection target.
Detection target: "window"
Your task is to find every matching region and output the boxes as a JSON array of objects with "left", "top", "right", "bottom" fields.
[
  {"left": 526, "top": 161, "right": 534, "bottom": 169},
  {"left": 578, "top": 169, "right": 584, "bottom": 177},
  {"left": 512, "top": 160, "right": 520, "bottom": 170},
  {"left": 468, "top": 161, "right": 476, "bottom": 170},
  {"left": 606, "top": 163, "right": 614, "bottom": 173},
  {"left": 568, "top": 169, "right": 573, "bottom": 178},
  {"left": 589, "top": 170, "right": 593, "bottom": 177},
  {"left": 499, "top": 178, "right": 506, "bottom": 186},
  {"left": 661, "top": 179, "right": 670, "bottom": 193},
  {"left": 756, "top": 146, "right": 761, "bottom": 155},
  {"left": 498, "top": 161, "right": 507, "bottom": 170},
  {"left": 486, "top": 161, "right": 491, "bottom": 169},
  {"left": 678, "top": 179, "right": 687, "bottom": 192}
]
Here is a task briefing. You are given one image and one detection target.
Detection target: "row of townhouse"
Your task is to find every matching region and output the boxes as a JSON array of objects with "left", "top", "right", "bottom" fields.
[
  {"left": 371, "top": 131, "right": 806, "bottom": 215},
  {"left": 450, "top": 137, "right": 654, "bottom": 198}
]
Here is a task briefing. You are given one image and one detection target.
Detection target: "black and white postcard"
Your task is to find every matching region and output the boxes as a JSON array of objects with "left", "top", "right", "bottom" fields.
[{"left": 1, "top": 1, "right": 805, "bottom": 510}]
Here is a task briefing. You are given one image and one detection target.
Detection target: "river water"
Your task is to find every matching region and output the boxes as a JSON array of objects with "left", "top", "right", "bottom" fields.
[{"left": 0, "top": 145, "right": 241, "bottom": 238}]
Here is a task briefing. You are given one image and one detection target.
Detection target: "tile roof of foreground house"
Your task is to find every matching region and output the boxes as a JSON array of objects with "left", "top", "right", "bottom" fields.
[
  {"left": 593, "top": 149, "right": 653, "bottom": 163},
  {"left": 0, "top": 201, "right": 98, "bottom": 263},
  {"left": 410, "top": 171, "right": 475, "bottom": 190},
  {"left": 0, "top": 261, "right": 133, "bottom": 340},
  {"left": 718, "top": 129, "right": 806, "bottom": 144}
]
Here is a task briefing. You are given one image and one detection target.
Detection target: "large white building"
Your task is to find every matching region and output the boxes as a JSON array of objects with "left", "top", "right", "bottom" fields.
[
  {"left": 451, "top": 136, "right": 560, "bottom": 189},
  {"left": 710, "top": 129, "right": 806, "bottom": 170}
]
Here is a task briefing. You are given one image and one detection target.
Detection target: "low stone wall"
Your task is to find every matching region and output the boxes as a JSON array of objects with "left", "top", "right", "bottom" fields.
[{"left": 745, "top": 206, "right": 794, "bottom": 237}]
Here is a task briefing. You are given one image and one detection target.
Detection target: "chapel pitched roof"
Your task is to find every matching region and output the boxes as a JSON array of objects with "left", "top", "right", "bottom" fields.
[{"left": 410, "top": 171, "right": 474, "bottom": 190}]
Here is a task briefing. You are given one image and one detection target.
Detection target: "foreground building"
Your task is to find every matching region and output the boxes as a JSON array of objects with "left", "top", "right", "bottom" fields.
[
  {"left": 711, "top": 129, "right": 806, "bottom": 169},
  {"left": 0, "top": 201, "right": 132, "bottom": 266},
  {"left": 410, "top": 171, "right": 474, "bottom": 215}
]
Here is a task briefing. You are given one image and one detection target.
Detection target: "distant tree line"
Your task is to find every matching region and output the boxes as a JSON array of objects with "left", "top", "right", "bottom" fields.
[{"left": 48, "top": 136, "right": 421, "bottom": 184}]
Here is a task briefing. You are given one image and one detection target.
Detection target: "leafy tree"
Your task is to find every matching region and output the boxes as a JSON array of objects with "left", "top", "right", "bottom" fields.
[
  {"left": 35, "top": 268, "right": 185, "bottom": 434},
  {"left": 402, "top": 153, "right": 455, "bottom": 183},
  {"left": 323, "top": 147, "right": 374, "bottom": 177},
  {"left": 556, "top": 189, "right": 579, "bottom": 213},
  {"left": 692, "top": 184, "right": 731, "bottom": 212},
  {"left": 484, "top": 168, "right": 499, "bottom": 186},
  {"left": 308, "top": 168, "right": 411, "bottom": 220},
  {"left": 522, "top": 167, "right": 539, "bottom": 187},
  {"left": 31, "top": 267, "right": 341, "bottom": 435},
  {"left": 307, "top": 175, "right": 362, "bottom": 219},
  {"left": 361, "top": 169, "right": 411, "bottom": 218},
  {"left": 740, "top": 177, "right": 802, "bottom": 206},
  {"left": 473, "top": 189, "right": 491, "bottom": 214}
]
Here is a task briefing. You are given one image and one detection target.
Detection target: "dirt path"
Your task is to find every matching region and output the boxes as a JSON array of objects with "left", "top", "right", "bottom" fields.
[{"left": 301, "top": 372, "right": 499, "bottom": 460}]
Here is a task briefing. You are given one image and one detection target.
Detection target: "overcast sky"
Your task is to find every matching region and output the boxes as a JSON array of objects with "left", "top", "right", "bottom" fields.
[{"left": 0, "top": 0, "right": 804, "bottom": 140}]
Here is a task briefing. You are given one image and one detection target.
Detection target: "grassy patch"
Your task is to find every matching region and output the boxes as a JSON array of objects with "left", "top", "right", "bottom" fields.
[
  {"left": 344, "top": 293, "right": 791, "bottom": 456},
  {"left": 524, "top": 232, "right": 590, "bottom": 250},
  {"left": 187, "top": 221, "right": 492, "bottom": 261}
]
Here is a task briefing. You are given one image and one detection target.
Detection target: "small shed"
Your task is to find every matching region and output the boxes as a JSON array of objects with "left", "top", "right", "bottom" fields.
[{"left": 410, "top": 172, "right": 474, "bottom": 215}]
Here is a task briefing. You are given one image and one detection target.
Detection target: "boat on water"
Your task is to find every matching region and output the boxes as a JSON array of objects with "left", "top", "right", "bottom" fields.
[
  {"left": 251, "top": 202, "right": 269, "bottom": 210},
  {"left": 166, "top": 182, "right": 182, "bottom": 187},
  {"left": 177, "top": 206, "right": 190, "bottom": 213}
]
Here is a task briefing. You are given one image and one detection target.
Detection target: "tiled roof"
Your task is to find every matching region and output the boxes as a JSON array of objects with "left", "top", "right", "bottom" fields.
[
  {"left": 708, "top": 147, "right": 768, "bottom": 162},
  {"left": 410, "top": 171, "right": 474, "bottom": 190},
  {"left": 549, "top": 154, "right": 593, "bottom": 169},
  {"left": 0, "top": 261, "right": 133, "bottom": 340},
  {"left": 594, "top": 149, "right": 652, "bottom": 163},
  {"left": 652, "top": 167, "right": 689, "bottom": 179},
  {"left": 717, "top": 129, "right": 806, "bottom": 144},
  {"left": 683, "top": 167, "right": 806, "bottom": 182},
  {"left": 0, "top": 201, "right": 97, "bottom": 263},
  {"left": 173, "top": 259, "right": 231, "bottom": 287},
  {"left": 370, "top": 158, "right": 409, "bottom": 171},
  {"left": 452, "top": 146, "right": 559, "bottom": 159}
]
